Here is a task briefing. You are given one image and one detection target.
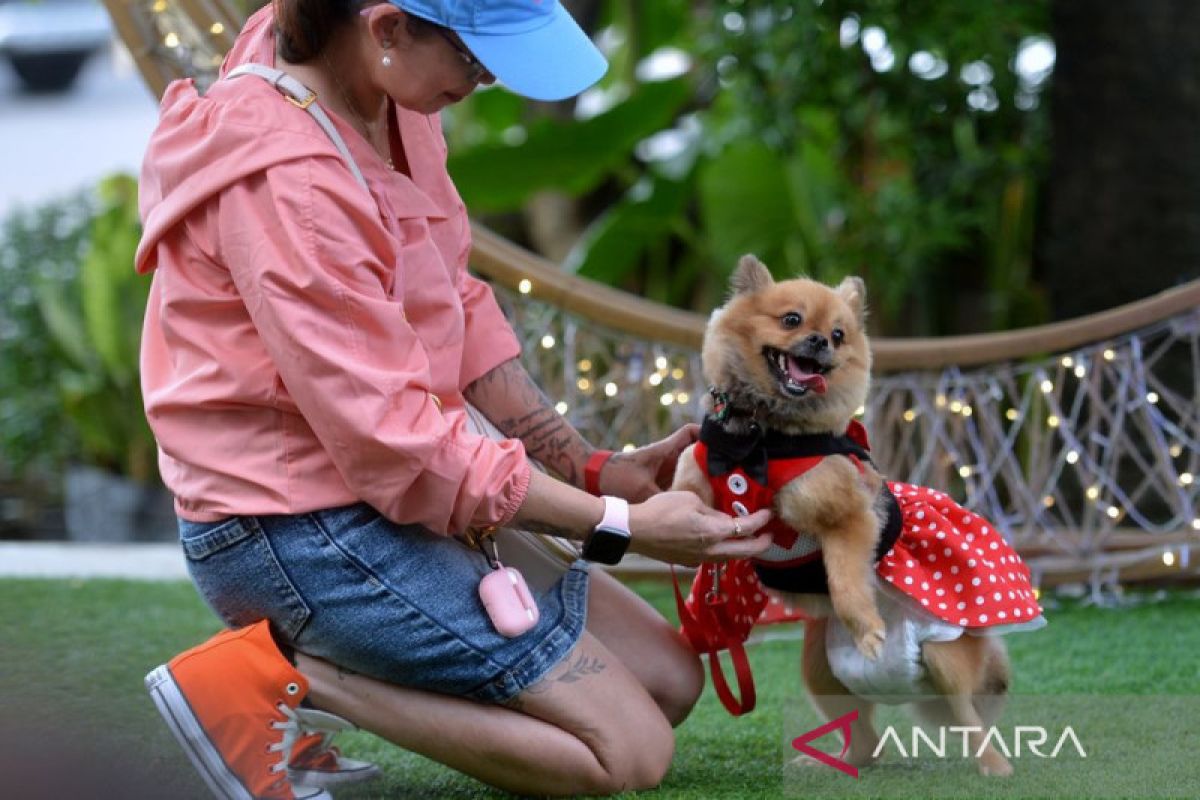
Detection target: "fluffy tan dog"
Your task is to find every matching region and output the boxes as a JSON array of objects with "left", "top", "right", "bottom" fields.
[{"left": 672, "top": 255, "right": 1043, "bottom": 776}]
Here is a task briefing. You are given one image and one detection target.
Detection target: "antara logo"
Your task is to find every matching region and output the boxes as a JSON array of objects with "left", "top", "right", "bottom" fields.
[{"left": 791, "top": 710, "right": 1088, "bottom": 777}]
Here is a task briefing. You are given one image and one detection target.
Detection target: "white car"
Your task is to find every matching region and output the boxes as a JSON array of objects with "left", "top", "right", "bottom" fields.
[{"left": 0, "top": 0, "right": 113, "bottom": 92}]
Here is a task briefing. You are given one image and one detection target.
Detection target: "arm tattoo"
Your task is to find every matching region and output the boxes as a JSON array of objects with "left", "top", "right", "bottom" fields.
[{"left": 464, "top": 358, "right": 591, "bottom": 487}]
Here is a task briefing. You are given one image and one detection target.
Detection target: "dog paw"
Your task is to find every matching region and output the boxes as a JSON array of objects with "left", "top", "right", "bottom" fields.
[
  {"left": 855, "top": 627, "right": 886, "bottom": 660},
  {"left": 978, "top": 751, "right": 1013, "bottom": 777}
]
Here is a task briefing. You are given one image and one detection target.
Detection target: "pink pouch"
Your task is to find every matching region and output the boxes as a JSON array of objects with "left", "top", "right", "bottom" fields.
[{"left": 479, "top": 564, "right": 539, "bottom": 638}]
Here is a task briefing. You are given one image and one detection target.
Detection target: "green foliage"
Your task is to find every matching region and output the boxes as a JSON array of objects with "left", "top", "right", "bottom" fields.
[
  {"left": 30, "top": 175, "right": 155, "bottom": 481},
  {"left": 0, "top": 191, "right": 93, "bottom": 476},
  {"left": 445, "top": 0, "right": 1052, "bottom": 334}
]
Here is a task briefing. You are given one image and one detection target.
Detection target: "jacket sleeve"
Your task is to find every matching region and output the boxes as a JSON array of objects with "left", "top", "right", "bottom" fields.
[{"left": 216, "top": 157, "right": 530, "bottom": 534}]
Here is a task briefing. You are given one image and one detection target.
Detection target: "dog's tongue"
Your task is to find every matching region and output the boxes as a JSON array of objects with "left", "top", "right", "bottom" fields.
[{"left": 786, "top": 357, "right": 827, "bottom": 394}]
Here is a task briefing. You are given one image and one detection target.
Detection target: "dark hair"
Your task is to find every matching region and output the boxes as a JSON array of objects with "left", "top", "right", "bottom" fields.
[{"left": 274, "top": 0, "right": 439, "bottom": 63}]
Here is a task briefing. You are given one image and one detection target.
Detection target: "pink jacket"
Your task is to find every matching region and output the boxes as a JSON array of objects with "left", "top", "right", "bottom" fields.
[{"left": 136, "top": 7, "right": 530, "bottom": 534}]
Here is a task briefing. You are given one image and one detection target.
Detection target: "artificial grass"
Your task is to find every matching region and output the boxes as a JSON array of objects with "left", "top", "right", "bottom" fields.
[{"left": 2, "top": 578, "right": 1198, "bottom": 799}]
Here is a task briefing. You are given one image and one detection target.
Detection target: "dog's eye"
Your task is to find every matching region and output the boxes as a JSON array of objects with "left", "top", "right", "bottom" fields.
[
  {"left": 781, "top": 312, "right": 802, "bottom": 330},
  {"left": 831, "top": 328, "right": 845, "bottom": 346}
]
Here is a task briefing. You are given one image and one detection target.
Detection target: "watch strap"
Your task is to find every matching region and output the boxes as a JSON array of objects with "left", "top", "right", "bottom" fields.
[{"left": 597, "top": 495, "right": 630, "bottom": 534}]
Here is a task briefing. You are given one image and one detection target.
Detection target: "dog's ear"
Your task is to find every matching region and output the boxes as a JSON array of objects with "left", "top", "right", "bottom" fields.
[
  {"left": 730, "top": 255, "right": 774, "bottom": 296},
  {"left": 836, "top": 276, "right": 868, "bottom": 324}
]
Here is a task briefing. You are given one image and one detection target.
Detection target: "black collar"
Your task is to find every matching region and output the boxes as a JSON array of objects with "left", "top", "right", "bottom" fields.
[{"left": 699, "top": 415, "right": 872, "bottom": 485}]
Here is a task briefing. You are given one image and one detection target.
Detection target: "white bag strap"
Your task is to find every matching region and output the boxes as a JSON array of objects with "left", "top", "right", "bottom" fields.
[{"left": 226, "top": 63, "right": 370, "bottom": 192}]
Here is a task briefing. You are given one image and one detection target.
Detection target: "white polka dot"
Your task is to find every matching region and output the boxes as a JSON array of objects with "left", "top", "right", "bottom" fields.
[
  {"left": 1008, "top": 591, "right": 1015, "bottom": 599},
  {"left": 920, "top": 540, "right": 929, "bottom": 548},
  {"left": 904, "top": 576, "right": 914, "bottom": 585},
  {"left": 916, "top": 511, "right": 925, "bottom": 520},
  {"left": 754, "top": 593, "right": 764, "bottom": 602},
  {"left": 966, "top": 533, "right": 975, "bottom": 543},
  {"left": 928, "top": 554, "right": 937, "bottom": 562},
  {"left": 906, "top": 560, "right": 915, "bottom": 568},
  {"left": 886, "top": 549, "right": 895, "bottom": 557},
  {"left": 938, "top": 602, "right": 947, "bottom": 609},
  {"left": 998, "top": 611, "right": 1007, "bottom": 619},
  {"left": 989, "top": 575, "right": 997, "bottom": 583},
  {"left": 955, "top": 583, "right": 964, "bottom": 592},
  {"left": 961, "top": 543, "right": 970, "bottom": 551},
  {"left": 978, "top": 613, "right": 988, "bottom": 623},
  {"left": 959, "top": 618, "right": 968, "bottom": 625},
  {"left": 968, "top": 559, "right": 977, "bottom": 568},
  {"left": 993, "top": 592, "right": 1002, "bottom": 601},
  {"left": 885, "top": 575, "right": 895, "bottom": 582},
  {"left": 957, "top": 602, "right": 967, "bottom": 610},
  {"left": 982, "top": 526, "right": 990, "bottom": 534},
  {"left": 933, "top": 571, "right": 943, "bottom": 580},
  {"left": 921, "top": 598, "right": 930, "bottom": 605},
  {"left": 944, "top": 548, "right": 953, "bottom": 556},
  {"left": 976, "top": 597, "right": 985, "bottom": 605},
  {"left": 1015, "top": 608, "right": 1022, "bottom": 616},
  {"left": 936, "top": 531, "right": 946, "bottom": 540},
  {"left": 950, "top": 566, "right": 960, "bottom": 574},
  {"left": 936, "top": 588, "right": 945, "bottom": 596},
  {"left": 990, "top": 542, "right": 999, "bottom": 550},
  {"left": 971, "top": 577, "right": 982, "bottom": 586},
  {"left": 921, "top": 582, "right": 930, "bottom": 590}
]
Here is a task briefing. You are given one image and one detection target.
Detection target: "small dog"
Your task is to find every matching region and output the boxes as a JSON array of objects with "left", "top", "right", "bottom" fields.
[{"left": 672, "top": 256, "right": 1045, "bottom": 776}]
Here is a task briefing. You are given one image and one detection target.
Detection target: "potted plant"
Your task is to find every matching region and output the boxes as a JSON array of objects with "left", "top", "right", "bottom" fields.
[{"left": 35, "top": 174, "right": 173, "bottom": 541}]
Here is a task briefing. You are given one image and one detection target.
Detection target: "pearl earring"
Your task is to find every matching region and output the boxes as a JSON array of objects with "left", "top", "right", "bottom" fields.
[{"left": 382, "top": 53, "right": 393, "bottom": 67}]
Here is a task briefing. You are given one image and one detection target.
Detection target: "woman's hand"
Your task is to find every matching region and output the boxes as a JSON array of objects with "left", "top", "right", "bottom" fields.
[
  {"left": 628, "top": 491, "right": 773, "bottom": 567},
  {"left": 598, "top": 424, "right": 699, "bottom": 503}
]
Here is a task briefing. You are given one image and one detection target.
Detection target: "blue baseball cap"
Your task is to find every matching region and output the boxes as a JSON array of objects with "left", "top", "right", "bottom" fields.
[{"left": 391, "top": 0, "right": 608, "bottom": 101}]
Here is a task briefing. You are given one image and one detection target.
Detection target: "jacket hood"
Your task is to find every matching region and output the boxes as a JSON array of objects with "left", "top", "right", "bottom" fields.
[{"left": 136, "top": 7, "right": 335, "bottom": 274}]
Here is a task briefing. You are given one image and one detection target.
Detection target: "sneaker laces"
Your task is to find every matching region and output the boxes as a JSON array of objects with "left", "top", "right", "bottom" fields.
[
  {"left": 266, "top": 702, "right": 305, "bottom": 787},
  {"left": 289, "top": 708, "right": 357, "bottom": 772}
]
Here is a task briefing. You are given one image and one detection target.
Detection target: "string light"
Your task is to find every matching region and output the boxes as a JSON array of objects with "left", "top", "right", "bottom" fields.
[
  {"left": 1180, "top": 472, "right": 1194, "bottom": 486},
  {"left": 1085, "top": 485, "right": 1100, "bottom": 500},
  {"left": 1047, "top": 415, "right": 1060, "bottom": 428},
  {"left": 1103, "top": 348, "right": 1116, "bottom": 361},
  {"left": 677, "top": 392, "right": 690, "bottom": 404},
  {"left": 1074, "top": 364, "right": 1087, "bottom": 378},
  {"left": 623, "top": 444, "right": 636, "bottom": 452},
  {"left": 604, "top": 382, "right": 618, "bottom": 397},
  {"left": 1061, "top": 356, "right": 1074, "bottom": 368},
  {"left": 1145, "top": 392, "right": 1159, "bottom": 404},
  {"left": 210, "top": 22, "right": 224, "bottom": 35},
  {"left": 1106, "top": 506, "right": 1121, "bottom": 520},
  {"left": 961, "top": 405, "right": 973, "bottom": 417},
  {"left": 577, "top": 359, "right": 592, "bottom": 372},
  {"left": 1169, "top": 444, "right": 1183, "bottom": 458},
  {"left": 959, "top": 466, "right": 973, "bottom": 478},
  {"left": 671, "top": 368, "right": 685, "bottom": 380},
  {"left": 648, "top": 373, "right": 663, "bottom": 386},
  {"left": 655, "top": 356, "right": 669, "bottom": 370},
  {"left": 152, "top": 0, "right": 166, "bottom": 12},
  {"left": 1042, "top": 496, "right": 1055, "bottom": 508},
  {"left": 855, "top": 405, "right": 866, "bottom": 416},
  {"left": 903, "top": 409, "right": 917, "bottom": 422},
  {"left": 660, "top": 393, "right": 674, "bottom": 406},
  {"left": 1040, "top": 379, "right": 1054, "bottom": 394},
  {"left": 1005, "top": 408, "right": 1019, "bottom": 421},
  {"left": 935, "top": 394, "right": 947, "bottom": 408},
  {"left": 164, "top": 32, "right": 180, "bottom": 47},
  {"left": 554, "top": 402, "right": 568, "bottom": 415},
  {"left": 1163, "top": 551, "right": 1176, "bottom": 567},
  {"left": 950, "top": 400, "right": 963, "bottom": 413},
  {"left": 577, "top": 378, "right": 591, "bottom": 392},
  {"left": 518, "top": 279, "right": 533, "bottom": 294}
]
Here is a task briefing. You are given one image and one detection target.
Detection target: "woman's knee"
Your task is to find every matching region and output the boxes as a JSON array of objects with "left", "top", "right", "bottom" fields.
[
  {"left": 585, "top": 712, "right": 676, "bottom": 794},
  {"left": 645, "top": 630, "right": 704, "bottom": 726}
]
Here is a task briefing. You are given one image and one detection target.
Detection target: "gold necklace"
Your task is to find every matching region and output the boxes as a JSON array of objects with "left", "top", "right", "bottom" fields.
[{"left": 323, "top": 54, "right": 394, "bottom": 170}]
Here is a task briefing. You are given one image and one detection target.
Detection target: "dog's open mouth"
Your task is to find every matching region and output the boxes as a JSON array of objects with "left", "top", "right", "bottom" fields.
[{"left": 764, "top": 346, "right": 829, "bottom": 396}]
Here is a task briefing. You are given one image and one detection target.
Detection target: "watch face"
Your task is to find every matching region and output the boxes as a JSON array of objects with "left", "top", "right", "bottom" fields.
[{"left": 583, "top": 526, "right": 631, "bottom": 565}]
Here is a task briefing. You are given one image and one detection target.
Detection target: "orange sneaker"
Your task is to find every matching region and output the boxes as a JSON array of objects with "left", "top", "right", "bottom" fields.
[
  {"left": 144, "top": 621, "right": 331, "bottom": 800},
  {"left": 287, "top": 708, "right": 381, "bottom": 789}
]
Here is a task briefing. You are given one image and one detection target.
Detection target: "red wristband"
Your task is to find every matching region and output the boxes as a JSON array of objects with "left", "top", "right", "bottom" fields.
[{"left": 584, "top": 449, "right": 614, "bottom": 496}]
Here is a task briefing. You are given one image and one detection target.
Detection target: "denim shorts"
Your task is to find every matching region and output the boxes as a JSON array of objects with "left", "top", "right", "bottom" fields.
[{"left": 178, "top": 503, "right": 590, "bottom": 703}]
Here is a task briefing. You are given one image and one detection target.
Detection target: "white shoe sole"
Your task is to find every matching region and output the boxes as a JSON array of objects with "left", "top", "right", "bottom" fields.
[
  {"left": 288, "top": 762, "right": 382, "bottom": 789},
  {"left": 145, "top": 664, "right": 331, "bottom": 800}
]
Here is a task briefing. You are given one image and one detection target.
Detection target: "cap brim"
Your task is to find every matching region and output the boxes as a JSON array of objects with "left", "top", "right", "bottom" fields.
[{"left": 458, "top": 5, "right": 608, "bottom": 102}]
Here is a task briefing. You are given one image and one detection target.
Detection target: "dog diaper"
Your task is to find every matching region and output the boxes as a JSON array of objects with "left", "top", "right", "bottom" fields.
[{"left": 825, "top": 586, "right": 963, "bottom": 703}]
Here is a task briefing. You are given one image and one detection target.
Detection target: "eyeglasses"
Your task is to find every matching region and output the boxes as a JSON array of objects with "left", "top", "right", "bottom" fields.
[{"left": 434, "top": 27, "right": 491, "bottom": 84}]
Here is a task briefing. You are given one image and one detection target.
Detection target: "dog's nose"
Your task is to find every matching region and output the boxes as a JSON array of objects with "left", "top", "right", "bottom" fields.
[{"left": 805, "top": 333, "right": 828, "bottom": 351}]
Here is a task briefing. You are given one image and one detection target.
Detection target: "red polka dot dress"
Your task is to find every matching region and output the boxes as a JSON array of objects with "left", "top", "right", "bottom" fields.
[
  {"left": 680, "top": 419, "right": 1045, "bottom": 648},
  {"left": 875, "top": 482, "right": 1043, "bottom": 632}
]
